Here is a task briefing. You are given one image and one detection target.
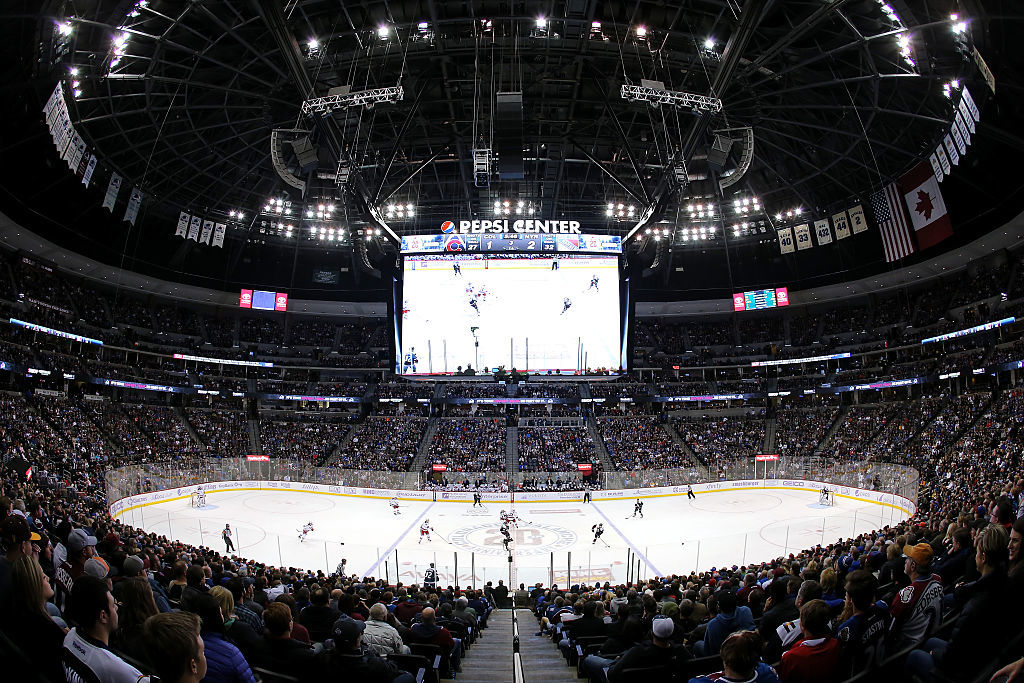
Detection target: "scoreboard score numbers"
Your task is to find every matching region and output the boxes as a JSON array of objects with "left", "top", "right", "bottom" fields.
[{"left": 733, "top": 287, "right": 789, "bottom": 312}]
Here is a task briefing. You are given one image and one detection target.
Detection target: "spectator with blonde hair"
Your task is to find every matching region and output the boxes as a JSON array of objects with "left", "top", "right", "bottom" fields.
[{"left": 2, "top": 554, "right": 65, "bottom": 681}]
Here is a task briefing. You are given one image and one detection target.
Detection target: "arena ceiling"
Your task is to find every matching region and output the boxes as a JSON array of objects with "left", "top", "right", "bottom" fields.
[{"left": 1, "top": 1, "right": 1023, "bottom": 297}]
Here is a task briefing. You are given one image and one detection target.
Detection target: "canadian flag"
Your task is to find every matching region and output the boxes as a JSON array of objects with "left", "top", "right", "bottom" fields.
[{"left": 899, "top": 162, "right": 952, "bottom": 250}]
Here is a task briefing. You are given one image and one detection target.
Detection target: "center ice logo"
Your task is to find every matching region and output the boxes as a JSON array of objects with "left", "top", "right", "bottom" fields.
[
  {"left": 449, "top": 522, "right": 576, "bottom": 556},
  {"left": 441, "top": 221, "right": 456, "bottom": 233}
]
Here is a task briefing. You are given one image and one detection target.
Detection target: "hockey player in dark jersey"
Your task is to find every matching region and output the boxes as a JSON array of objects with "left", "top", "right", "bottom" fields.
[{"left": 560, "top": 297, "right": 572, "bottom": 315}]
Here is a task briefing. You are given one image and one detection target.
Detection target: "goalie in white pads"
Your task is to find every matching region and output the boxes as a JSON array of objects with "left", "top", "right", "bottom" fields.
[
  {"left": 419, "top": 519, "right": 435, "bottom": 543},
  {"left": 298, "top": 521, "right": 314, "bottom": 542},
  {"left": 819, "top": 487, "right": 834, "bottom": 506},
  {"left": 191, "top": 488, "right": 206, "bottom": 508}
]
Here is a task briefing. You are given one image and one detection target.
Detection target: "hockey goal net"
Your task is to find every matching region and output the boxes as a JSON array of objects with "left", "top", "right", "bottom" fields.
[
  {"left": 190, "top": 491, "right": 207, "bottom": 508},
  {"left": 818, "top": 490, "right": 834, "bottom": 506}
]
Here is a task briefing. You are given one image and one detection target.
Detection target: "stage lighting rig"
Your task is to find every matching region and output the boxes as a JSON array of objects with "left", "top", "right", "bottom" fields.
[
  {"left": 621, "top": 80, "right": 722, "bottom": 113},
  {"left": 301, "top": 85, "right": 404, "bottom": 116}
]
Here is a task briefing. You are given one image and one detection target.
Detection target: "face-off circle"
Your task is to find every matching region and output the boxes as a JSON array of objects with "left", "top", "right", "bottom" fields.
[{"left": 449, "top": 522, "right": 577, "bottom": 556}]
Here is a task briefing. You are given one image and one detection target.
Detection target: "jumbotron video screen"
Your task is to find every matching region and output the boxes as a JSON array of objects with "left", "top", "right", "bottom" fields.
[{"left": 397, "top": 254, "right": 623, "bottom": 374}]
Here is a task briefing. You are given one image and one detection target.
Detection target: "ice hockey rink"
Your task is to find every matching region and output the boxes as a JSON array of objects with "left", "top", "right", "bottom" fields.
[{"left": 114, "top": 485, "right": 911, "bottom": 587}]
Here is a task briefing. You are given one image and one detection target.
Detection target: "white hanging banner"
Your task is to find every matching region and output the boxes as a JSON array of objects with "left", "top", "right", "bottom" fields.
[
  {"left": 67, "top": 132, "right": 86, "bottom": 170},
  {"left": 187, "top": 215, "right": 202, "bottom": 241},
  {"left": 212, "top": 223, "right": 227, "bottom": 248},
  {"left": 814, "top": 218, "right": 831, "bottom": 245},
  {"left": 794, "top": 223, "right": 812, "bottom": 250},
  {"left": 82, "top": 154, "right": 98, "bottom": 187},
  {"left": 957, "top": 97, "right": 976, "bottom": 134},
  {"left": 929, "top": 152, "right": 944, "bottom": 183},
  {"left": 102, "top": 173, "right": 122, "bottom": 211},
  {"left": 123, "top": 186, "right": 142, "bottom": 225},
  {"left": 954, "top": 111, "right": 971, "bottom": 147},
  {"left": 175, "top": 212, "right": 190, "bottom": 238},
  {"left": 943, "top": 134, "right": 960, "bottom": 166},
  {"left": 950, "top": 125, "right": 967, "bottom": 156},
  {"left": 832, "top": 210, "right": 851, "bottom": 240},
  {"left": 199, "top": 220, "right": 214, "bottom": 245},
  {"left": 43, "top": 83, "right": 62, "bottom": 120},
  {"left": 848, "top": 204, "right": 867, "bottom": 234},
  {"left": 778, "top": 227, "right": 795, "bottom": 254},
  {"left": 935, "top": 144, "right": 952, "bottom": 177},
  {"left": 961, "top": 86, "right": 980, "bottom": 121}
]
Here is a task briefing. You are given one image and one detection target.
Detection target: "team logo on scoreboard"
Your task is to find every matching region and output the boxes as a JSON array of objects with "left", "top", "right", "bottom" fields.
[
  {"left": 444, "top": 235, "right": 466, "bottom": 252},
  {"left": 441, "top": 221, "right": 456, "bottom": 234},
  {"left": 449, "top": 522, "right": 577, "bottom": 556}
]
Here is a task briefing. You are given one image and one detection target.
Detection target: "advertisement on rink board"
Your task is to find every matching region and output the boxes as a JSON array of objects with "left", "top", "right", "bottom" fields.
[{"left": 110, "top": 478, "right": 916, "bottom": 519}]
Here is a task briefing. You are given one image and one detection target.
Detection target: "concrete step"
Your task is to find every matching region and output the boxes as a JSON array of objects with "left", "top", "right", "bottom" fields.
[{"left": 515, "top": 609, "right": 580, "bottom": 683}]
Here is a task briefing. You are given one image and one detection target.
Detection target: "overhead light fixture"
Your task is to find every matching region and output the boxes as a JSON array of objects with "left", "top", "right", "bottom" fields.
[
  {"left": 704, "top": 37, "right": 715, "bottom": 50},
  {"left": 536, "top": 17, "right": 547, "bottom": 28},
  {"left": 308, "top": 38, "right": 319, "bottom": 50},
  {"left": 377, "top": 25, "right": 389, "bottom": 39},
  {"left": 635, "top": 26, "right": 647, "bottom": 38}
]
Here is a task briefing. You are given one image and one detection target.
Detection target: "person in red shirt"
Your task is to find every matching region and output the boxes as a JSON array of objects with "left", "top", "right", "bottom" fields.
[{"left": 776, "top": 599, "right": 841, "bottom": 683}]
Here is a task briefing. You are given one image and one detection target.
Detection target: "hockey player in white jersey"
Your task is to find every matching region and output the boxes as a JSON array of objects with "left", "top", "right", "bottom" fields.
[
  {"left": 390, "top": 497, "right": 401, "bottom": 515},
  {"left": 298, "top": 521, "right": 314, "bottom": 542},
  {"left": 419, "top": 519, "right": 434, "bottom": 543}
]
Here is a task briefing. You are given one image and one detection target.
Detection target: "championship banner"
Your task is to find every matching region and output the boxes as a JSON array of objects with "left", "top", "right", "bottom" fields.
[
  {"left": 102, "top": 173, "right": 121, "bottom": 211},
  {"left": 935, "top": 144, "right": 951, "bottom": 177},
  {"left": 929, "top": 153, "right": 943, "bottom": 183},
  {"left": 957, "top": 97, "right": 976, "bottom": 134},
  {"left": 124, "top": 186, "right": 142, "bottom": 225},
  {"left": 777, "top": 227, "right": 795, "bottom": 254},
  {"left": 832, "top": 210, "right": 851, "bottom": 240},
  {"left": 212, "top": 223, "right": 226, "bottom": 248},
  {"left": 187, "top": 215, "right": 202, "bottom": 241},
  {"left": 954, "top": 111, "right": 971, "bottom": 147},
  {"left": 950, "top": 124, "right": 967, "bottom": 156},
  {"left": 794, "top": 223, "right": 812, "bottom": 250},
  {"left": 175, "top": 211, "right": 190, "bottom": 238},
  {"left": 81, "top": 154, "right": 98, "bottom": 187},
  {"left": 75, "top": 153, "right": 89, "bottom": 178},
  {"left": 848, "top": 204, "right": 867, "bottom": 234},
  {"left": 814, "top": 218, "right": 831, "bottom": 245},
  {"left": 971, "top": 47, "right": 996, "bottom": 94},
  {"left": 961, "top": 87, "right": 980, "bottom": 122},
  {"left": 199, "top": 220, "right": 213, "bottom": 245},
  {"left": 43, "top": 83, "right": 62, "bottom": 120},
  {"left": 943, "top": 134, "right": 959, "bottom": 166},
  {"left": 68, "top": 133, "right": 87, "bottom": 170}
]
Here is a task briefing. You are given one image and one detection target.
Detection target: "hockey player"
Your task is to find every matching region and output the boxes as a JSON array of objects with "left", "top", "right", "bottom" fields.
[
  {"left": 560, "top": 297, "right": 572, "bottom": 315},
  {"left": 473, "top": 492, "right": 482, "bottom": 508},
  {"left": 687, "top": 484, "right": 696, "bottom": 500},
  {"left": 632, "top": 499, "right": 644, "bottom": 518},
  {"left": 588, "top": 275, "right": 599, "bottom": 291},
  {"left": 419, "top": 519, "right": 434, "bottom": 544},
  {"left": 403, "top": 348, "right": 418, "bottom": 373},
  {"left": 390, "top": 497, "right": 401, "bottom": 515},
  {"left": 424, "top": 562, "right": 439, "bottom": 590},
  {"left": 500, "top": 523, "right": 513, "bottom": 552},
  {"left": 591, "top": 523, "right": 606, "bottom": 546},
  {"left": 453, "top": 262, "right": 462, "bottom": 276},
  {"left": 469, "top": 297, "right": 481, "bottom": 315},
  {"left": 298, "top": 521, "right": 314, "bottom": 542}
]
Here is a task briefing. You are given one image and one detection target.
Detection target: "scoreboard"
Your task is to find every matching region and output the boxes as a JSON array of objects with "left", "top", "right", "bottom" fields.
[
  {"left": 400, "top": 233, "right": 621, "bottom": 254},
  {"left": 733, "top": 287, "right": 789, "bottom": 312}
]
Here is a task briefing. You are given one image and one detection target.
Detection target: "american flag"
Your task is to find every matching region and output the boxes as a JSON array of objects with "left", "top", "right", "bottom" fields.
[{"left": 871, "top": 182, "right": 915, "bottom": 263}]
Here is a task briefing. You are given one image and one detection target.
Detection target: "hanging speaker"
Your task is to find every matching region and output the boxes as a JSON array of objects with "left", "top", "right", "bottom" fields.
[
  {"left": 707, "top": 134, "right": 734, "bottom": 170},
  {"left": 495, "top": 92, "right": 524, "bottom": 179},
  {"left": 289, "top": 137, "right": 319, "bottom": 171}
]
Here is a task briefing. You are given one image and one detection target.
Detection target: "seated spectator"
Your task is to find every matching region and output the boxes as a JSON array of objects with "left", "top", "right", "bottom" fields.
[
  {"left": 191, "top": 592, "right": 256, "bottom": 683},
  {"left": 227, "top": 577, "right": 263, "bottom": 634},
  {"left": 689, "top": 630, "right": 781, "bottom": 683},
  {"left": 110, "top": 576, "right": 159, "bottom": 664},
  {"left": 888, "top": 543, "right": 943, "bottom": 650},
  {"left": 696, "top": 589, "right": 755, "bottom": 656},
  {"left": 758, "top": 577, "right": 800, "bottom": 662},
  {"left": 63, "top": 575, "right": 151, "bottom": 683},
  {"left": 606, "top": 615, "right": 690, "bottom": 682},
  {"left": 393, "top": 591, "right": 424, "bottom": 624},
  {"left": 776, "top": 600, "right": 840, "bottom": 682},
  {"left": 180, "top": 564, "right": 209, "bottom": 613},
  {"left": 2, "top": 554, "right": 65, "bottom": 682},
  {"left": 934, "top": 527, "right": 973, "bottom": 587},
  {"left": 251, "top": 601, "right": 319, "bottom": 681},
  {"left": 409, "top": 606, "right": 461, "bottom": 673},
  {"left": 320, "top": 617, "right": 414, "bottom": 682},
  {"left": 299, "top": 587, "right": 340, "bottom": 642},
  {"left": 363, "top": 602, "right": 410, "bottom": 656},
  {"left": 557, "top": 599, "right": 607, "bottom": 659},
  {"left": 208, "top": 585, "right": 262, "bottom": 658},
  {"left": 776, "top": 580, "right": 823, "bottom": 652},
  {"left": 141, "top": 611, "right": 206, "bottom": 683},
  {"left": 835, "top": 570, "right": 888, "bottom": 676},
  {"left": 904, "top": 525, "right": 1020, "bottom": 682}
]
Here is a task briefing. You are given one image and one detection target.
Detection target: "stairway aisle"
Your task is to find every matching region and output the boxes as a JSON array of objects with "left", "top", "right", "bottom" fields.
[
  {"left": 515, "top": 609, "right": 580, "bottom": 683},
  {"left": 457, "top": 609, "right": 514, "bottom": 683}
]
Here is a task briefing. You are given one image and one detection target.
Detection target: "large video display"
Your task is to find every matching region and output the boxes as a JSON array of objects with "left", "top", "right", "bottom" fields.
[{"left": 398, "top": 254, "right": 621, "bottom": 374}]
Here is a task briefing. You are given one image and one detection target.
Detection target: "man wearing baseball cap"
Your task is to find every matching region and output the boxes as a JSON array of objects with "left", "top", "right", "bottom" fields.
[
  {"left": 604, "top": 614, "right": 690, "bottom": 681},
  {"left": 54, "top": 527, "right": 97, "bottom": 613},
  {"left": 888, "top": 542, "right": 943, "bottom": 650},
  {"left": 0, "top": 514, "right": 44, "bottom": 609},
  {"left": 322, "top": 616, "right": 413, "bottom": 682}
]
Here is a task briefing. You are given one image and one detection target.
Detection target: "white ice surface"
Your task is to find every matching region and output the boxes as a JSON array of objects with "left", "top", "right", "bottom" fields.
[{"left": 120, "top": 487, "right": 908, "bottom": 588}]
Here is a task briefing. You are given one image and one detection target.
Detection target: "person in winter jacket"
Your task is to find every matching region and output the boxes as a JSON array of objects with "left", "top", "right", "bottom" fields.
[
  {"left": 362, "top": 603, "right": 411, "bottom": 656},
  {"left": 695, "top": 589, "right": 756, "bottom": 656}
]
